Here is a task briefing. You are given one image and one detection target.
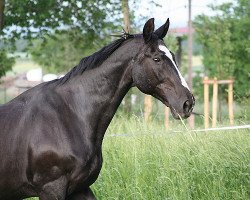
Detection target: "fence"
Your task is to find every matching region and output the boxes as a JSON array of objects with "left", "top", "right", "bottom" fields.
[
  {"left": 143, "top": 77, "right": 235, "bottom": 129},
  {"left": 203, "top": 77, "right": 234, "bottom": 129}
]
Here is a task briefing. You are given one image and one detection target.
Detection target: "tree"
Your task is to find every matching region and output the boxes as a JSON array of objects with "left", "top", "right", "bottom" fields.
[
  {"left": 0, "top": 0, "right": 4, "bottom": 30},
  {"left": 2, "top": 0, "right": 122, "bottom": 41},
  {"left": 194, "top": 14, "right": 235, "bottom": 79},
  {"left": 0, "top": 0, "right": 15, "bottom": 79},
  {"left": 0, "top": 0, "right": 123, "bottom": 76},
  {"left": 0, "top": 50, "right": 14, "bottom": 78},
  {"left": 193, "top": 0, "right": 250, "bottom": 101},
  {"left": 30, "top": 30, "right": 108, "bottom": 73},
  {"left": 228, "top": 0, "right": 250, "bottom": 101},
  {"left": 122, "top": 0, "right": 130, "bottom": 33},
  {"left": 121, "top": 0, "right": 132, "bottom": 114}
]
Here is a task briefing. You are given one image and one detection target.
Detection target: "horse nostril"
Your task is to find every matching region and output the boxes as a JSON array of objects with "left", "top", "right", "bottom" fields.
[{"left": 183, "top": 100, "right": 192, "bottom": 114}]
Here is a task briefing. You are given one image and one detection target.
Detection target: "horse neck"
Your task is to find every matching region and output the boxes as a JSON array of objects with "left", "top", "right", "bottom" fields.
[{"left": 57, "top": 38, "right": 143, "bottom": 143}]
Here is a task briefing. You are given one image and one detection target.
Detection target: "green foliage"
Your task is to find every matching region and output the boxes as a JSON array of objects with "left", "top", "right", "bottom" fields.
[
  {"left": 3, "top": 0, "right": 122, "bottom": 40},
  {"left": 164, "top": 33, "right": 178, "bottom": 53},
  {"left": 194, "top": 15, "right": 234, "bottom": 78},
  {"left": 29, "top": 30, "right": 109, "bottom": 73},
  {"left": 0, "top": 50, "right": 14, "bottom": 78},
  {"left": 1, "top": 0, "right": 124, "bottom": 73},
  {"left": 193, "top": 0, "right": 250, "bottom": 100}
]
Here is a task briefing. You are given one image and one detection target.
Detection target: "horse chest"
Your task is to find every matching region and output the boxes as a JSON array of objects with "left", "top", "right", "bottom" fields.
[{"left": 68, "top": 151, "right": 103, "bottom": 192}]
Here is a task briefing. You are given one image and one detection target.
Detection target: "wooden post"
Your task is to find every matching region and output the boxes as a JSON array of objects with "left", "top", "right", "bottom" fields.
[
  {"left": 228, "top": 79, "right": 234, "bottom": 125},
  {"left": 188, "top": 113, "right": 195, "bottom": 129},
  {"left": 165, "top": 107, "right": 170, "bottom": 129},
  {"left": 121, "top": 0, "right": 131, "bottom": 33},
  {"left": 203, "top": 77, "right": 234, "bottom": 128},
  {"left": 204, "top": 76, "right": 209, "bottom": 129},
  {"left": 4, "top": 87, "right": 6, "bottom": 103},
  {"left": 121, "top": 0, "right": 132, "bottom": 114},
  {"left": 144, "top": 95, "right": 152, "bottom": 122},
  {"left": 0, "top": 0, "right": 5, "bottom": 30},
  {"left": 187, "top": 0, "right": 195, "bottom": 129},
  {"left": 212, "top": 77, "right": 218, "bottom": 128}
]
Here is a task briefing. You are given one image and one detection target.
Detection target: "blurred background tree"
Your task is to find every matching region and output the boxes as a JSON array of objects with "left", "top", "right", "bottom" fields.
[
  {"left": 0, "top": 0, "right": 14, "bottom": 79},
  {"left": 29, "top": 29, "right": 108, "bottom": 73},
  {"left": 0, "top": 0, "right": 123, "bottom": 75},
  {"left": 3, "top": 0, "right": 122, "bottom": 40},
  {"left": 193, "top": 0, "right": 250, "bottom": 101},
  {"left": 0, "top": 49, "right": 14, "bottom": 78}
]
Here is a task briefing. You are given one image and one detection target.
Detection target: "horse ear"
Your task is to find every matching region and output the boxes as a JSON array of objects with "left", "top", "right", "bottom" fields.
[
  {"left": 154, "top": 18, "right": 170, "bottom": 39},
  {"left": 143, "top": 18, "right": 155, "bottom": 43}
]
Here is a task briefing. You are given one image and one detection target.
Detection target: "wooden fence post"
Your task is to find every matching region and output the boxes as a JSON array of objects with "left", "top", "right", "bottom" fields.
[
  {"left": 188, "top": 114, "right": 195, "bottom": 129},
  {"left": 144, "top": 95, "right": 152, "bottom": 122},
  {"left": 165, "top": 107, "right": 170, "bottom": 129},
  {"left": 203, "top": 76, "right": 209, "bottom": 129},
  {"left": 212, "top": 77, "right": 218, "bottom": 128},
  {"left": 228, "top": 79, "right": 234, "bottom": 125},
  {"left": 4, "top": 87, "right": 7, "bottom": 103}
]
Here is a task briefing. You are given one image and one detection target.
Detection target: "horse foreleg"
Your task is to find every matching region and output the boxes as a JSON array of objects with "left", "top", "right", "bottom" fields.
[
  {"left": 39, "top": 176, "right": 67, "bottom": 200},
  {"left": 66, "top": 188, "right": 96, "bottom": 200}
]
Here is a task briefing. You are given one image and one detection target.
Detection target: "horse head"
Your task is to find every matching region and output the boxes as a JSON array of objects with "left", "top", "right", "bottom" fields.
[{"left": 132, "top": 18, "right": 195, "bottom": 119}]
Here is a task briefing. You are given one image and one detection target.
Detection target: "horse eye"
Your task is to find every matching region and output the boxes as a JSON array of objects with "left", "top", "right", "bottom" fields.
[{"left": 153, "top": 58, "right": 161, "bottom": 62}]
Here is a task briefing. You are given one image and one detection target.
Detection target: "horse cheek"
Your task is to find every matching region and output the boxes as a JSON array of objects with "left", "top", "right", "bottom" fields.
[{"left": 132, "top": 64, "right": 149, "bottom": 94}]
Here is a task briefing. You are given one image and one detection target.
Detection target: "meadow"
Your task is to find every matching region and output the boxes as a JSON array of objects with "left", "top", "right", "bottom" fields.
[{"left": 26, "top": 116, "right": 250, "bottom": 200}]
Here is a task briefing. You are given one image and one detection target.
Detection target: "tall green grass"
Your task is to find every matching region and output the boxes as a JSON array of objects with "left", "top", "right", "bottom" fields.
[
  {"left": 91, "top": 117, "right": 250, "bottom": 199},
  {"left": 25, "top": 116, "right": 250, "bottom": 199}
]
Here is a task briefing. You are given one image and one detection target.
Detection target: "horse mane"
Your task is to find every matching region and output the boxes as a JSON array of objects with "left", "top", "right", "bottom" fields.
[{"left": 59, "top": 33, "right": 134, "bottom": 84}]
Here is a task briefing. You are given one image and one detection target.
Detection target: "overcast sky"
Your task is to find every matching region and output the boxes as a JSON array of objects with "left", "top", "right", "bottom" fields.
[{"left": 135, "top": 0, "right": 233, "bottom": 28}]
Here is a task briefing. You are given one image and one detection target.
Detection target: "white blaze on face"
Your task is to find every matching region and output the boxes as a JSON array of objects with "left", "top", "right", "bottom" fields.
[{"left": 159, "top": 45, "right": 190, "bottom": 91}]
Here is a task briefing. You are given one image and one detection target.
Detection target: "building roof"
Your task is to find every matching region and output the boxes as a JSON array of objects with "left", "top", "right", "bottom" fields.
[{"left": 169, "top": 27, "right": 195, "bottom": 36}]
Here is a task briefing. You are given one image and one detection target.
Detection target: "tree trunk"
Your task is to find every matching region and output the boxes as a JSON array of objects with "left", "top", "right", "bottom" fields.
[
  {"left": 187, "top": 0, "right": 194, "bottom": 128},
  {"left": 121, "top": 0, "right": 132, "bottom": 114},
  {"left": 0, "top": 0, "right": 5, "bottom": 30},
  {"left": 121, "top": 0, "right": 130, "bottom": 33},
  {"left": 176, "top": 36, "right": 182, "bottom": 69}
]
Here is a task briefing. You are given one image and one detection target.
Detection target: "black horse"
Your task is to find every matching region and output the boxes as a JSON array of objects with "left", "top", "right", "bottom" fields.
[{"left": 0, "top": 18, "right": 195, "bottom": 200}]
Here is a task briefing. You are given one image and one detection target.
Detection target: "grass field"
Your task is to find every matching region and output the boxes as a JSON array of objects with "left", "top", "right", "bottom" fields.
[{"left": 25, "top": 116, "right": 250, "bottom": 200}]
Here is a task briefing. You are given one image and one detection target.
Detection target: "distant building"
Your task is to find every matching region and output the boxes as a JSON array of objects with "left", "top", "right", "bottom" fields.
[{"left": 169, "top": 27, "right": 195, "bottom": 36}]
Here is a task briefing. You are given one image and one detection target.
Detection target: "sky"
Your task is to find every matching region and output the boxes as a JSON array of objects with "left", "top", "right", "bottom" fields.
[{"left": 135, "top": 0, "right": 233, "bottom": 28}]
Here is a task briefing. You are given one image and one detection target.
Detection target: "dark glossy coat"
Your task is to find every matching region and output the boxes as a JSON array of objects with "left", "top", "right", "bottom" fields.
[{"left": 0, "top": 18, "right": 194, "bottom": 200}]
